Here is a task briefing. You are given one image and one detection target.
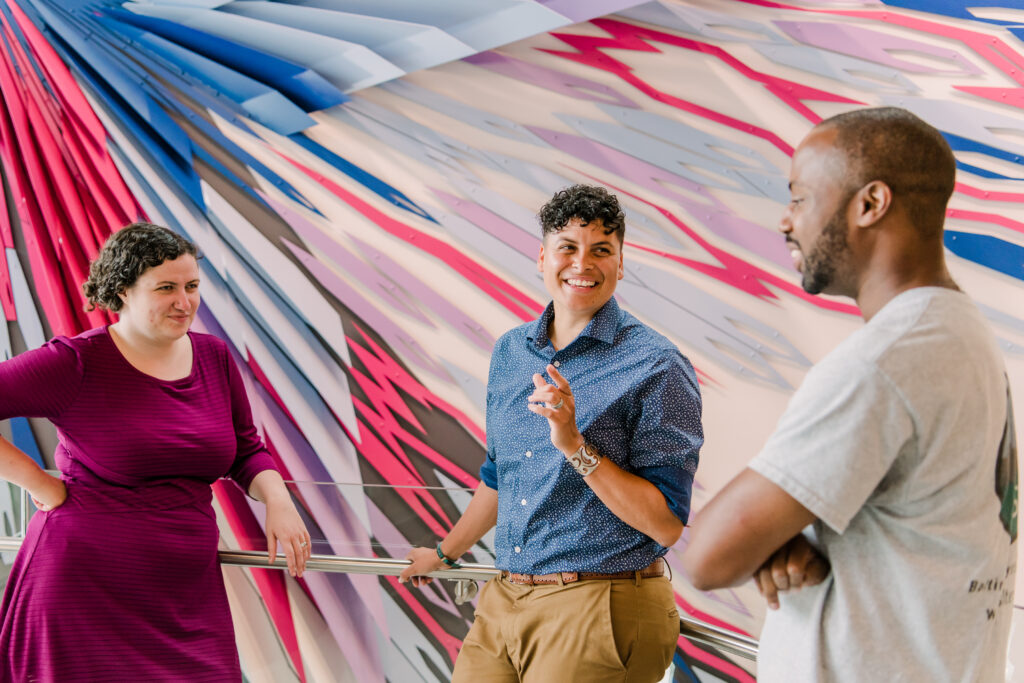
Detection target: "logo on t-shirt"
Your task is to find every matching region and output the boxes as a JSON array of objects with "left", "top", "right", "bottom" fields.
[{"left": 996, "top": 385, "right": 1018, "bottom": 542}]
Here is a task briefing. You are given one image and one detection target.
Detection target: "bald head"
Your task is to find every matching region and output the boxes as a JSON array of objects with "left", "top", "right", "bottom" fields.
[{"left": 816, "top": 107, "right": 955, "bottom": 237}]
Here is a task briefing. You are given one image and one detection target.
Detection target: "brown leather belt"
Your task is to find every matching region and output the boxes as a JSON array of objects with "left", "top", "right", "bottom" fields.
[{"left": 501, "top": 558, "right": 665, "bottom": 586}]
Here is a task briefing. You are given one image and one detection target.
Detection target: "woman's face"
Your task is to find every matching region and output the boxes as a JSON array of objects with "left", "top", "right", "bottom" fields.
[{"left": 118, "top": 255, "right": 200, "bottom": 343}]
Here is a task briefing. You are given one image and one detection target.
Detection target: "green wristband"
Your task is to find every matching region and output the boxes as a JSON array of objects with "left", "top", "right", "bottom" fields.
[{"left": 436, "top": 541, "right": 461, "bottom": 569}]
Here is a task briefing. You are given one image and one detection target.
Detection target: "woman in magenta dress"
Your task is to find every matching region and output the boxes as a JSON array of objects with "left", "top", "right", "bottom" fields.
[{"left": 0, "top": 223, "right": 310, "bottom": 681}]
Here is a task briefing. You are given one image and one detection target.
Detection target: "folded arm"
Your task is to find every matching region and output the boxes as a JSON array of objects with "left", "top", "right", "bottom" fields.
[{"left": 681, "top": 468, "right": 818, "bottom": 591}]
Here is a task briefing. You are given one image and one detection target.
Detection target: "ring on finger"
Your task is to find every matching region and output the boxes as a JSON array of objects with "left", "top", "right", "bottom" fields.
[
  {"left": 300, "top": 541, "right": 309, "bottom": 549},
  {"left": 551, "top": 398, "right": 565, "bottom": 410}
]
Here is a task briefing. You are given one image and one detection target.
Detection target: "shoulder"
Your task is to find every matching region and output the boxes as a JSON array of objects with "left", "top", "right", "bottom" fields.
[
  {"left": 188, "top": 330, "right": 235, "bottom": 368},
  {"left": 490, "top": 321, "right": 533, "bottom": 360},
  {"left": 616, "top": 311, "right": 694, "bottom": 371}
]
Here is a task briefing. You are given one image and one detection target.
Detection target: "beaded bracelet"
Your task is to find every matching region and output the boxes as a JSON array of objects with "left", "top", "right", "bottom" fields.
[{"left": 436, "top": 541, "right": 461, "bottom": 569}]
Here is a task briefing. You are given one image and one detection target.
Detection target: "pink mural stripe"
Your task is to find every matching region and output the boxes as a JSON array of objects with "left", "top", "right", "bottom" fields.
[
  {"left": 677, "top": 635, "right": 756, "bottom": 683},
  {"left": 734, "top": 0, "right": 1024, "bottom": 87},
  {"left": 9, "top": 2, "right": 143, "bottom": 223},
  {"left": 947, "top": 208, "right": 1024, "bottom": 236},
  {"left": 349, "top": 324, "right": 487, "bottom": 445},
  {"left": 0, "top": 183, "right": 14, "bottom": 321},
  {"left": 341, "top": 417, "right": 455, "bottom": 538},
  {"left": 674, "top": 593, "right": 754, "bottom": 638},
  {"left": 954, "top": 86, "right": 1024, "bottom": 111},
  {"left": 542, "top": 18, "right": 859, "bottom": 150},
  {"left": 212, "top": 480, "right": 306, "bottom": 683},
  {"left": 590, "top": 176, "right": 861, "bottom": 316},
  {"left": 0, "top": 26, "right": 79, "bottom": 336},
  {"left": 955, "top": 182, "right": 1024, "bottom": 203},
  {"left": 349, "top": 379, "right": 477, "bottom": 491},
  {"left": 276, "top": 150, "right": 543, "bottom": 321},
  {"left": 383, "top": 575, "right": 463, "bottom": 665}
]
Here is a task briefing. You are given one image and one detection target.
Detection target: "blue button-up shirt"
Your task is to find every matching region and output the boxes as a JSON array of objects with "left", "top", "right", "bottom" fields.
[{"left": 480, "top": 297, "right": 702, "bottom": 573}]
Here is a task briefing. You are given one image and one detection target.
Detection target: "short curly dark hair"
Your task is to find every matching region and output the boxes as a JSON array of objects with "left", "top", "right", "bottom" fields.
[
  {"left": 538, "top": 184, "right": 626, "bottom": 243},
  {"left": 82, "top": 222, "right": 199, "bottom": 312}
]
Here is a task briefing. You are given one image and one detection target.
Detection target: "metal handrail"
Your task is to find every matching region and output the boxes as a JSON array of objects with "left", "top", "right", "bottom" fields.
[{"left": 0, "top": 537, "right": 758, "bottom": 660}]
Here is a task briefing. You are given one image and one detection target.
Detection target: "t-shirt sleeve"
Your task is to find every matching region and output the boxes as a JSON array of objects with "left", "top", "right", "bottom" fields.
[
  {"left": 629, "top": 351, "right": 703, "bottom": 525},
  {"left": 0, "top": 337, "right": 84, "bottom": 420},
  {"left": 222, "top": 346, "right": 278, "bottom": 493},
  {"left": 748, "top": 355, "right": 914, "bottom": 534}
]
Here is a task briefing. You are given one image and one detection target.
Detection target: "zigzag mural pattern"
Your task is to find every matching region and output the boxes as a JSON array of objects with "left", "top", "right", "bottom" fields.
[{"left": 1, "top": 1, "right": 1022, "bottom": 681}]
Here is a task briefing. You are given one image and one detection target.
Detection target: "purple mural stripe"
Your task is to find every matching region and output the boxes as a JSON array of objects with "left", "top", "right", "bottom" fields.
[
  {"left": 775, "top": 20, "right": 983, "bottom": 74},
  {"left": 266, "top": 194, "right": 431, "bottom": 324},
  {"left": 432, "top": 189, "right": 541, "bottom": 259},
  {"left": 282, "top": 238, "right": 451, "bottom": 380},
  {"left": 530, "top": 126, "right": 794, "bottom": 267},
  {"left": 348, "top": 235, "right": 496, "bottom": 351},
  {"left": 463, "top": 51, "right": 639, "bottom": 108}
]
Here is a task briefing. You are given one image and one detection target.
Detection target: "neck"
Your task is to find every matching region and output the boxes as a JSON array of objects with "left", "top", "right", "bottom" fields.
[
  {"left": 548, "top": 307, "right": 595, "bottom": 350},
  {"left": 853, "top": 241, "right": 958, "bottom": 321},
  {"left": 109, "top": 319, "right": 183, "bottom": 355}
]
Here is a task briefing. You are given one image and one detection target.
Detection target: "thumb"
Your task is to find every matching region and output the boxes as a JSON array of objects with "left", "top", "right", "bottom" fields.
[{"left": 267, "top": 531, "right": 277, "bottom": 564}]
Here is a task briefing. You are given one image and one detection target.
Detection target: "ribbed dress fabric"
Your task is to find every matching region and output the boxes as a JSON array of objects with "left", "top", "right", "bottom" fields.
[{"left": 0, "top": 327, "right": 276, "bottom": 682}]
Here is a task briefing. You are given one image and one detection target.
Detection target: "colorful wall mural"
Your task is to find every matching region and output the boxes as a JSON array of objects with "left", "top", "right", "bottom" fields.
[{"left": 1, "top": 1, "right": 1022, "bottom": 681}]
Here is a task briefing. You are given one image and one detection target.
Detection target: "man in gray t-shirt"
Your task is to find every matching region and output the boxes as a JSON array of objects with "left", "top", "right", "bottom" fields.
[{"left": 682, "top": 107, "right": 1018, "bottom": 682}]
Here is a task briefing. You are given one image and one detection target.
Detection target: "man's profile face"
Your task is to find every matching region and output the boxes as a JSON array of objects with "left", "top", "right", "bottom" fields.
[
  {"left": 537, "top": 218, "right": 624, "bottom": 319},
  {"left": 781, "top": 127, "right": 855, "bottom": 296}
]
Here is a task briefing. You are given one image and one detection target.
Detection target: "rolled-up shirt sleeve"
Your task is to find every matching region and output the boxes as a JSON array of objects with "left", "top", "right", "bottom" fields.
[{"left": 629, "top": 351, "right": 702, "bottom": 525}]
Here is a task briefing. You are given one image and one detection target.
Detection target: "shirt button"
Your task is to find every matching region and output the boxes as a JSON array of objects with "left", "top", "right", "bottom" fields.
[
  {"left": 525, "top": 450, "right": 532, "bottom": 458},
  {"left": 553, "top": 360, "right": 560, "bottom": 367},
  {"left": 520, "top": 499, "right": 527, "bottom": 506},
  {"left": 514, "top": 546, "right": 521, "bottom": 553}
]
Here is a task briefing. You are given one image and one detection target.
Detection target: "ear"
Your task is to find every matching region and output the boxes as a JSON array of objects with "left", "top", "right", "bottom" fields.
[
  {"left": 617, "top": 249, "right": 624, "bottom": 281},
  {"left": 854, "top": 180, "right": 892, "bottom": 228},
  {"left": 537, "top": 243, "right": 545, "bottom": 274}
]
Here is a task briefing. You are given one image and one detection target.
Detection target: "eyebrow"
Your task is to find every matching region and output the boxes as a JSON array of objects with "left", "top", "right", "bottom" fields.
[{"left": 155, "top": 279, "right": 200, "bottom": 285}]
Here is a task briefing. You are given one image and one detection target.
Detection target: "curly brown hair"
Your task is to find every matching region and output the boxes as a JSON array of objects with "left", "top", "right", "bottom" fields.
[
  {"left": 83, "top": 222, "right": 199, "bottom": 312},
  {"left": 538, "top": 184, "right": 626, "bottom": 243}
]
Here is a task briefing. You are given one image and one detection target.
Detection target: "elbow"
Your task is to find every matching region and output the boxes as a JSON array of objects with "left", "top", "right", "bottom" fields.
[{"left": 653, "top": 518, "right": 684, "bottom": 549}]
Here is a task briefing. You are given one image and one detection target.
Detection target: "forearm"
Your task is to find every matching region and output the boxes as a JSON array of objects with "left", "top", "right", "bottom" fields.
[
  {"left": 439, "top": 483, "right": 498, "bottom": 558},
  {"left": 583, "top": 456, "right": 683, "bottom": 547},
  {"left": 0, "top": 435, "right": 51, "bottom": 492},
  {"left": 247, "top": 469, "right": 292, "bottom": 506},
  {"left": 681, "top": 469, "right": 817, "bottom": 591}
]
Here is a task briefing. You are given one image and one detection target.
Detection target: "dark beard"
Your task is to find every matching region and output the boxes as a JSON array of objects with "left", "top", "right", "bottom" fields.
[{"left": 801, "top": 208, "right": 849, "bottom": 295}]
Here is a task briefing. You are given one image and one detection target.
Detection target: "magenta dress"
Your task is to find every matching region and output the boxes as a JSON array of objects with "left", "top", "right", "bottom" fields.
[{"left": 0, "top": 327, "right": 276, "bottom": 682}]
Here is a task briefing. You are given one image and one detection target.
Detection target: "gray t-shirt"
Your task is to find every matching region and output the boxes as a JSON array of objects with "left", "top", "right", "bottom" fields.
[{"left": 750, "top": 287, "right": 1018, "bottom": 683}]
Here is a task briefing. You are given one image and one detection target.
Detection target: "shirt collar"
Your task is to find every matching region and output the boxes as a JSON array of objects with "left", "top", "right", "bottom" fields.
[{"left": 528, "top": 297, "right": 621, "bottom": 349}]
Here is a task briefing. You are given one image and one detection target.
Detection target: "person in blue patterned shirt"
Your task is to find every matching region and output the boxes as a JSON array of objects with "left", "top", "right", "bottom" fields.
[{"left": 401, "top": 184, "right": 703, "bottom": 682}]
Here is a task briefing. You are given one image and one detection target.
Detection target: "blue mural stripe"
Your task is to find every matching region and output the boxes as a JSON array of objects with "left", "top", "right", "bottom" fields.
[
  {"left": 98, "top": 14, "right": 316, "bottom": 136},
  {"left": 943, "top": 132, "right": 1024, "bottom": 181},
  {"left": 288, "top": 133, "right": 436, "bottom": 222},
  {"left": 881, "top": 0, "right": 1020, "bottom": 25},
  {"left": 945, "top": 231, "right": 1024, "bottom": 283},
  {"left": 101, "top": 8, "right": 348, "bottom": 112},
  {"left": 10, "top": 417, "right": 44, "bottom": 468}
]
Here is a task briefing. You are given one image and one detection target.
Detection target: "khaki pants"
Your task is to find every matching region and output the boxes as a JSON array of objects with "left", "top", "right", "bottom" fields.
[{"left": 452, "top": 574, "right": 679, "bottom": 682}]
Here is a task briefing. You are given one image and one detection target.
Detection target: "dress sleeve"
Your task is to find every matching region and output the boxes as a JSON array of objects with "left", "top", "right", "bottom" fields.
[
  {"left": 0, "top": 337, "right": 84, "bottom": 420},
  {"left": 628, "top": 350, "right": 703, "bottom": 526},
  {"left": 222, "top": 348, "right": 278, "bottom": 493}
]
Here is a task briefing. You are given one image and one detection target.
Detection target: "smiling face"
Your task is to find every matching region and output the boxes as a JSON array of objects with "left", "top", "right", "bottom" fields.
[
  {"left": 117, "top": 255, "right": 201, "bottom": 344},
  {"left": 537, "top": 218, "right": 624, "bottom": 321},
  {"left": 780, "top": 127, "right": 857, "bottom": 297}
]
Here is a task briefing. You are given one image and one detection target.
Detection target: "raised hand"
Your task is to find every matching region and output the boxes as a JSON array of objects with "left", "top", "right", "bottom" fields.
[{"left": 527, "top": 364, "right": 583, "bottom": 455}]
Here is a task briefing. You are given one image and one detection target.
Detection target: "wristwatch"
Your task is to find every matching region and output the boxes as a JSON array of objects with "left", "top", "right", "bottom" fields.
[{"left": 567, "top": 442, "right": 602, "bottom": 477}]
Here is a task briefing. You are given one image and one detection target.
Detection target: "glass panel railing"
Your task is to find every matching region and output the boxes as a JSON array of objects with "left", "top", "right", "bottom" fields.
[{"left": 0, "top": 476, "right": 758, "bottom": 681}]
